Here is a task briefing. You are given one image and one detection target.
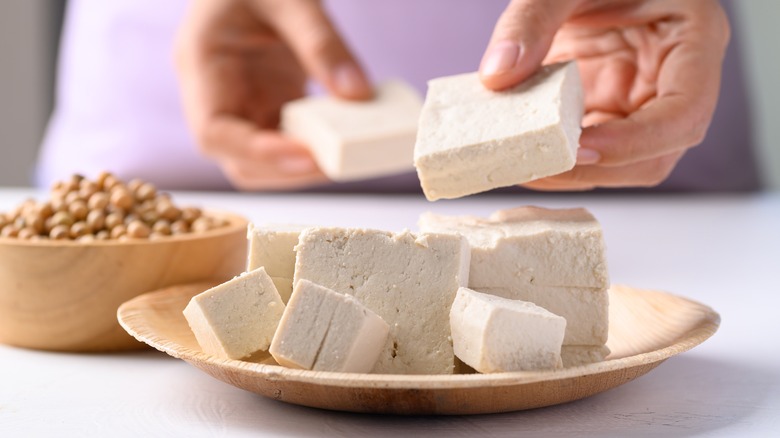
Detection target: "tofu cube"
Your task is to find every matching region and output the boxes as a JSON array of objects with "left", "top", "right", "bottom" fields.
[
  {"left": 281, "top": 80, "right": 422, "bottom": 181},
  {"left": 450, "top": 287, "right": 566, "bottom": 373},
  {"left": 418, "top": 206, "right": 609, "bottom": 289},
  {"left": 247, "top": 223, "right": 308, "bottom": 303},
  {"left": 293, "top": 227, "right": 470, "bottom": 375},
  {"left": 414, "top": 61, "right": 583, "bottom": 200},
  {"left": 419, "top": 206, "right": 609, "bottom": 346},
  {"left": 476, "top": 286, "right": 608, "bottom": 345},
  {"left": 270, "top": 279, "right": 389, "bottom": 373},
  {"left": 183, "top": 267, "right": 285, "bottom": 360}
]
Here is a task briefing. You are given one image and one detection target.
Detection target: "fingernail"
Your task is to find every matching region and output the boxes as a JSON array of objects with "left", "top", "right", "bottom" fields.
[
  {"left": 333, "top": 63, "right": 372, "bottom": 99},
  {"left": 576, "top": 148, "right": 601, "bottom": 165},
  {"left": 278, "top": 155, "right": 318, "bottom": 174},
  {"left": 480, "top": 41, "right": 520, "bottom": 77}
]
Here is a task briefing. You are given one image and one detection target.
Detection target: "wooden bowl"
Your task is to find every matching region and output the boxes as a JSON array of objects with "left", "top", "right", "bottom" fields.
[
  {"left": 118, "top": 283, "right": 719, "bottom": 415},
  {"left": 0, "top": 212, "right": 248, "bottom": 352}
]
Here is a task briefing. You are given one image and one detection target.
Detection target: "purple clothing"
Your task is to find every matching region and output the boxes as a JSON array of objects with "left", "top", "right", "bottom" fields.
[
  {"left": 37, "top": 1, "right": 228, "bottom": 190},
  {"left": 36, "top": 0, "right": 760, "bottom": 192}
]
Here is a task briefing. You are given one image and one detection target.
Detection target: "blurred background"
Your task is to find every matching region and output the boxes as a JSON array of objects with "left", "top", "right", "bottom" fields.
[{"left": 0, "top": 1, "right": 778, "bottom": 190}]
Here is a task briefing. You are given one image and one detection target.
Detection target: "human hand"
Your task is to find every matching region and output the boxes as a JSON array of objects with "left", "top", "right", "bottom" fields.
[
  {"left": 479, "top": 0, "right": 729, "bottom": 190},
  {"left": 175, "top": 0, "right": 372, "bottom": 190}
]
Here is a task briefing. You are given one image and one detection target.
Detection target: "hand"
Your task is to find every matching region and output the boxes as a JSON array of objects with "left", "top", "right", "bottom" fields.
[
  {"left": 479, "top": 0, "right": 729, "bottom": 190},
  {"left": 175, "top": 0, "right": 372, "bottom": 190}
]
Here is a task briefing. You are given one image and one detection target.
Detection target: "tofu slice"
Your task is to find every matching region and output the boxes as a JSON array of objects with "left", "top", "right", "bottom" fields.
[
  {"left": 281, "top": 80, "right": 422, "bottom": 181},
  {"left": 414, "top": 61, "right": 583, "bottom": 200},
  {"left": 293, "top": 227, "right": 470, "bottom": 375},
  {"left": 247, "top": 223, "right": 308, "bottom": 303},
  {"left": 418, "top": 206, "right": 609, "bottom": 289},
  {"left": 270, "top": 279, "right": 389, "bottom": 373},
  {"left": 450, "top": 287, "right": 566, "bottom": 373},
  {"left": 476, "top": 286, "right": 608, "bottom": 345},
  {"left": 561, "top": 345, "right": 611, "bottom": 367},
  {"left": 183, "top": 267, "right": 285, "bottom": 360}
]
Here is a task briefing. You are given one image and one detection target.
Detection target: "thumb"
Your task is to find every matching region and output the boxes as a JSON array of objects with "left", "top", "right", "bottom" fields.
[
  {"left": 480, "top": 0, "right": 580, "bottom": 90},
  {"left": 263, "top": 0, "right": 372, "bottom": 100}
]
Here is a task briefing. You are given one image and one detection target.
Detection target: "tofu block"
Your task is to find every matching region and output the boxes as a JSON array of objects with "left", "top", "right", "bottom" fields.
[
  {"left": 414, "top": 61, "right": 583, "bottom": 200},
  {"left": 270, "top": 278, "right": 293, "bottom": 304},
  {"left": 561, "top": 345, "right": 611, "bottom": 367},
  {"left": 418, "top": 206, "right": 608, "bottom": 289},
  {"left": 270, "top": 280, "right": 389, "bottom": 373},
  {"left": 281, "top": 80, "right": 422, "bottom": 181},
  {"left": 450, "top": 287, "right": 566, "bottom": 373},
  {"left": 477, "top": 286, "right": 608, "bottom": 345},
  {"left": 247, "top": 223, "right": 308, "bottom": 303},
  {"left": 183, "top": 267, "right": 285, "bottom": 360},
  {"left": 293, "top": 227, "right": 470, "bottom": 374}
]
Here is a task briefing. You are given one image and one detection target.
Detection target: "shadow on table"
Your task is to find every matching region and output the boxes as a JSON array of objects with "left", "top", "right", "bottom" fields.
[{"left": 178, "top": 354, "right": 775, "bottom": 437}]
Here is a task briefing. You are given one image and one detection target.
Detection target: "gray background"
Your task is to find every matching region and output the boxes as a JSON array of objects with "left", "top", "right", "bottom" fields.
[{"left": 1, "top": 0, "right": 777, "bottom": 189}]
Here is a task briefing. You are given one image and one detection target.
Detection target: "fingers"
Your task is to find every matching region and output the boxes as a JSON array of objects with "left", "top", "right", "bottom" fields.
[
  {"left": 484, "top": 0, "right": 727, "bottom": 190},
  {"left": 257, "top": 0, "right": 373, "bottom": 100},
  {"left": 522, "top": 150, "right": 685, "bottom": 191},
  {"left": 579, "top": 1, "right": 729, "bottom": 167},
  {"left": 200, "top": 115, "right": 328, "bottom": 190},
  {"left": 221, "top": 160, "right": 329, "bottom": 191},
  {"left": 174, "top": 0, "right": 331, "bottom": 191},
  {"left": 480, "top": 0, "right": 581, "bottom": 90},
  {"left": 579, "top": 95, "right": 706, "bottom": 167}
]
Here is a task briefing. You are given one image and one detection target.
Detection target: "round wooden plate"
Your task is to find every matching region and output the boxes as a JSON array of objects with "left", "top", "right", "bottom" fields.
[{"left": 117, "top": 283, "right": 719, "bottom": 415}]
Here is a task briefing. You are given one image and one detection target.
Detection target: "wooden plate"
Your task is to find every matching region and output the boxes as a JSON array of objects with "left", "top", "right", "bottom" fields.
[{"left": 117, "top": 283, "right": 719, "bottom": 415}]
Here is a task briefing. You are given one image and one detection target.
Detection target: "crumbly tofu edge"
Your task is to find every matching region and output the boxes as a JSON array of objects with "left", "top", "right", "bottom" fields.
[{"left": 183, "top": 267, "right": 286, "bottom": 360}]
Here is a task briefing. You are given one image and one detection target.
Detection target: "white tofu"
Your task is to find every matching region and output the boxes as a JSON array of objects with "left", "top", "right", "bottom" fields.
[
  {"left": 270, "top": 280, "right": 389, "bottom": 373},
  {"left": 450, "top": 287, "right": 565, "bottom": 373},
  {"left": 293, "top": 227, "right": 470, "bottom": 375},
  {"left": 414, "top": 61, "right": 583, "bottom": 200},
  {"left": 247, "top": 223, "right": 308, "bottom": 303},
  {"left": 183, "top": 267, "right": 285, "bottom": 360},
  {"left": 445, "top": 346, "right": 610, "bottom": 370},
  {"left": 418, "top": 206, "right": 609, "bottom": 289},
  {"left": 269, "top": 278, "right": 293, "bottom": 305},
  {"left": 477, "top": 286, "right": 608, "bottom": 345},
  {"left": 561, "top": 345, "right": 611, "bottom": 367},
  {"left": 281, "top": 80, "right": 422, "bottom": 181}
]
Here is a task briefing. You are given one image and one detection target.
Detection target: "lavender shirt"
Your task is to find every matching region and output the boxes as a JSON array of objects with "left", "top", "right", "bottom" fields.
[{"left": 36, "top": 0, "right": 760, "bottom": 192}]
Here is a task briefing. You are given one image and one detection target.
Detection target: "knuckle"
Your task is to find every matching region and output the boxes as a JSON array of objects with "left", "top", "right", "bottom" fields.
[
  {"left": 641, "top": 156, "right": 677, "bottom": 187},
  {"left": 498, "top": 0, "right": 548, "bottom": 40},
  {"left": 278, "top": 3, "right": 345, "bottom": 65},
  {"left": 710, "top": 1, "right": 731, "bottom": 49},
  {"left": 685, "top": 112, "right": 711, "bottom": 147},
  {"left": 306, "top": 29, "right": 338, "bottom": 60}
]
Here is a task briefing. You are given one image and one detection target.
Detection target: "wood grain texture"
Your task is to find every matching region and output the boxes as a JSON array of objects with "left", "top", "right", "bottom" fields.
[
  {"left": 117, "top": 283, "right": 720, "bottom": 415},
  {"left": 0, "top": 212, "right": 248, "bottom": 352}
]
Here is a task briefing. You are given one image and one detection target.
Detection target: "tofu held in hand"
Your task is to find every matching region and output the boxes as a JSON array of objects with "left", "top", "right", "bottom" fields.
[
  {"left": 281, "top": 81, "right": 422, "bottom": 182},
  {"left": 414, "top": 61, "right": 584, "bottom": 201}
]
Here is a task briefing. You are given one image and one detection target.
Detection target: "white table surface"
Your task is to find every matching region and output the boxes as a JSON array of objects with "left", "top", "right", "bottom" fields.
[{"left": 1, "top": 188, "right": 778, "bottom": 437}]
